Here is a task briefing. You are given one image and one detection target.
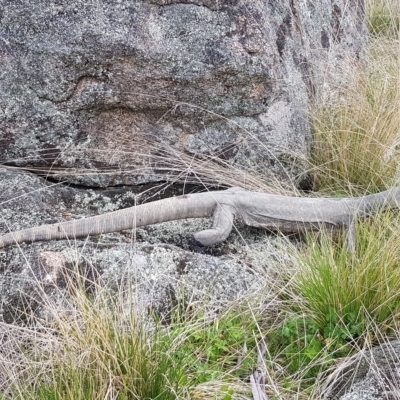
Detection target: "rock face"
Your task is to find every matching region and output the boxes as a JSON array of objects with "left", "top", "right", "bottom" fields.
[
  {"left": 322, "top": 341, "right": 400, "bottom": 399},
  {"left": 0, "top": 0, "right": 366, "bottom": 187}
]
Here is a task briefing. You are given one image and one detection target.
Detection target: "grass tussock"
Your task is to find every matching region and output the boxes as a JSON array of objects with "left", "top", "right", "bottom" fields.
[
  {"left": 298, "top": 211, "right": 400, "bottom": 339},
  {"left": 11, "top": 285, "right": 190, "bottom": 399},
  {"left": 311, "top": 66, "right": 400, "bottom": 194},
  {"left": 261, "top": 213, "right": 400, "bottom": 398},
  {"left": 367, "top": 0, "right": 400, "bottom": 38},
  {"left": 2, "top": 269, "right": 267, "bottom": 400},
  {"left": 311, "top": 1, "right": 400, "bottom": 195}
]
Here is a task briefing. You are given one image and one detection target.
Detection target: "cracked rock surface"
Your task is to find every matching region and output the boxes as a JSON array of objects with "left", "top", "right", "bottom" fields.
[{"left": 0, "top": 0, "right": 366, "bottom": 187}]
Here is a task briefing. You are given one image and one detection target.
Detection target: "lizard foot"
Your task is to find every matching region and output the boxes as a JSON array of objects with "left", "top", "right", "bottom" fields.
[{"left": 193, "top": 203, "right": 235, "bottom": 246}]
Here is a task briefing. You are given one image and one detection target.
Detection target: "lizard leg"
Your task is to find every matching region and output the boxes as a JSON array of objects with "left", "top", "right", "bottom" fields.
[
  {"left": 193, "top": 204, "right": 235, "bottom": 246},
  {"left": 344, "top": 218, "right": 357, "bottom": 253}
]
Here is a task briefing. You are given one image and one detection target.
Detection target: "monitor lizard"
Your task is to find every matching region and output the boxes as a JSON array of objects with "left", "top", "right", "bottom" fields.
[{"left": 1, "top": 186, "right": 399, "bottom": 251}]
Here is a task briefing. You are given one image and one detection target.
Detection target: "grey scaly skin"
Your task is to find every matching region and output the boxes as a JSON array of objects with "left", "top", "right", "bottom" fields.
[{"left": 1, "top": 187, "right": 400, "bottom": 251}]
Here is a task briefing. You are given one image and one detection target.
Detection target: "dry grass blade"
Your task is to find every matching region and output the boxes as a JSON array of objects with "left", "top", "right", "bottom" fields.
[{"left": 3, "top": 135, "right": 296, "bottom": 197}]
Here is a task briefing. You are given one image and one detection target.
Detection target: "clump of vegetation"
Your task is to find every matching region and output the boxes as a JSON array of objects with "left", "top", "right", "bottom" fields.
[
  {"left": 298, "top": 212, "right": 400, "bottom": 337},
  {"left": 165, "top": 309, "right": 259, "bottom": 385},
  {"left": 10, "top": 287, "right": 188, "bottom": 400},
  {"left": 2, "top": 271, "right": 260, "bottom": 400},
  {"left": 268, "top": 315, "right": 352, "bottom": 383},
  {"left": 264, "top": 213, "right": 400, "bottom": 397},
  {"left": 310, "top": 65, "right": 400, "bottom": 194},
  {"left": 367, "top": 0, "right": 400, "bottom": 38},
  {"left": 311, "top": 0, "right": 400, "bottom": 195}
]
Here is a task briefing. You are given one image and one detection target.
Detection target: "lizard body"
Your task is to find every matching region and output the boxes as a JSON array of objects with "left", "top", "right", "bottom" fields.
[{"left": 1, "top": 187, "right": 400, "bottom": 250}]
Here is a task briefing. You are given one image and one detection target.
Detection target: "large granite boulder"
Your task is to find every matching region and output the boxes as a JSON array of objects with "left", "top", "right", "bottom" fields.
[{"left": 0, "top": 0, "right": 366, "bottom": 187}]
